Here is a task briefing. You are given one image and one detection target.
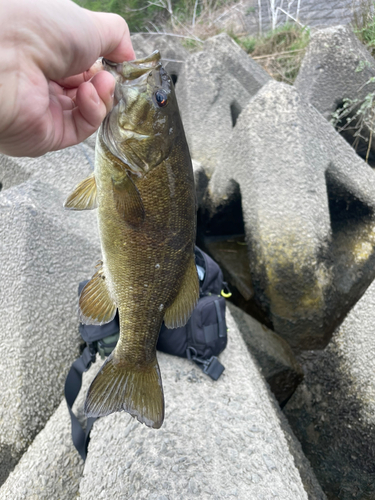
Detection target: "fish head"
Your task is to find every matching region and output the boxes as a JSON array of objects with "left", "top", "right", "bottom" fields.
[{"left": 101, "top": 51, "right": 180, "bottom": 176}]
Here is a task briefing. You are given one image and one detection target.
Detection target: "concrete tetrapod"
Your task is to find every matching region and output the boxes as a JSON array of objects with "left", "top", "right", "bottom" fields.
[
  {"left": 79, "top": 309, "right": 326, "bottom": 500},
  {"left": 228, "top": 303, "right": 303, "bottom": 406},
  {"left": 295, "top": 25, "right": 375, "bottom": 122},
  {"left": 209, "top": 80, "right": 375, "bottom": 350},
  {"left": 131, "top": 33, "right": 188, "bottom": 85},
  {"left": 176, "top": 33, "right": 270, "bottom": 174},
  {"left": 0, "top": 358, "right": 103, "bottom": 500},
  {"left": 295, "top": 25, "right": 375, "bottom": 161},
  {"left": 284, "top": 274, "right": 375, "bottom": 499},
  {"left": 0, "top": 145, "right": 101, "bottom": 484}
]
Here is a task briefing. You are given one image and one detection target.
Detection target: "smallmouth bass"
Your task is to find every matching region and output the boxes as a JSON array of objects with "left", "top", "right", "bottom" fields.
[{"left": 64, "top": 51, "right": 199, "bottom": 428}]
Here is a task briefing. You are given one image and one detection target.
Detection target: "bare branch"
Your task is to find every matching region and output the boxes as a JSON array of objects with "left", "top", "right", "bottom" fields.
[
  {"left": 192, "top": 0, "right": 200, "bottom": 27},
  {"left": 134, "top": 31, "right": 204, "bottom": 42}
]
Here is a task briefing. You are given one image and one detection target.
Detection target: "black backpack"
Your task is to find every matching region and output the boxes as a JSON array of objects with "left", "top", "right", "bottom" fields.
[
  {"left": 65, "top": 247, "right": 229, "bottom": 459},
  {"left": 157, "top": 247, "right": 228, "bottom": 378}
]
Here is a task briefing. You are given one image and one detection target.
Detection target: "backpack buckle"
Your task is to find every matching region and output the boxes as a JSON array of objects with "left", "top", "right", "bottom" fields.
[
  {"left": 186, "top": 347, "right": 225, "bottom": 381},
  {"left": 202, "top": 356, "right": 225, "bottom": 380},
  {"left": 87, "top": 342, "right": 98, "bottom": 365}
]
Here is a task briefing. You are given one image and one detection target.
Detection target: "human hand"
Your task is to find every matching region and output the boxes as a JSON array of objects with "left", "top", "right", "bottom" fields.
[{"left": 0, "top": 0, "right": 135, "bottom": 157}]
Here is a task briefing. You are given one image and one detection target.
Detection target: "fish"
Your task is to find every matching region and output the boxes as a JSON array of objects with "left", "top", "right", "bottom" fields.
[{"left": 64, "top": 51, "right": 199, "bottom": 428}]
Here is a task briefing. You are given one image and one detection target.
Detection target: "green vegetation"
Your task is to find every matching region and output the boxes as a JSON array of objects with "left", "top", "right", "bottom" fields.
[
  {"left": 332, "top": 88, "right": 375, "bottom": 163},
  {"left": 74, "top": 0, "right": 310, "bottom": 83},
  {"left": 73, "top": 0, "right": 158, "bottom": 31},
  {"left": 233, "top": 24, "right": 310, "bottom": 83},
  {"left": 331, "top": 1, "right": 375, "bottom": 163},
  {"left": 352, "top": 0, "right": 375, "bottom": 56},
  {"left": 73, "top": 0, "right": 229, "bottom": 33}
]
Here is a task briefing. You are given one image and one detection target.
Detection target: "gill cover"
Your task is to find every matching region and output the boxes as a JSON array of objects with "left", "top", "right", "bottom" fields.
[{"left": 101, "top": 51, "right": 174, "bottom": 174}]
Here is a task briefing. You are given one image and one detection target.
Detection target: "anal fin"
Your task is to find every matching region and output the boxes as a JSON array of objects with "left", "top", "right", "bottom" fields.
[
  {"left": 84, "top": 353, "right": 164, "bottom": 429},
  {"left": 64, "top": 173, "right": 98, "bottom": 210},
  {"left": 164, "top": 254, "right": 199, "bottom": 329},
  {"left": 79, "top": 267, "right": 116, "bottom": 325}
]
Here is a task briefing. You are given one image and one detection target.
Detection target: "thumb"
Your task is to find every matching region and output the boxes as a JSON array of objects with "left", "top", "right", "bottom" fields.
[{"left": 85, "top": 10, "right": 136, "bottom": 62}]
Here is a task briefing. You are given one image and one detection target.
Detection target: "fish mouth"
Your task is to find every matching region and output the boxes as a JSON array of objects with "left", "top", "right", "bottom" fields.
[
  {"left": 102, "top": 51, "right": 162, "bottom": 82},
  {"left": 100, "top": 51, "right": 165, "bottom": 175}
]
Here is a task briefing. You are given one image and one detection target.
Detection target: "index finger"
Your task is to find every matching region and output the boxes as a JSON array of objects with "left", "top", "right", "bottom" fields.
[{"left": 55, "top": 59, "right": 104, "bottom": 90}]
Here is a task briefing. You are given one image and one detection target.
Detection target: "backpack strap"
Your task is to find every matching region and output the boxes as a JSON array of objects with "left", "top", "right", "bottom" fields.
[
  {"left": 185, "top": 298, "right": 225, "bottom": 381},
  {"left": 64, "top": 345, "right": 98, "bottom": 460}
]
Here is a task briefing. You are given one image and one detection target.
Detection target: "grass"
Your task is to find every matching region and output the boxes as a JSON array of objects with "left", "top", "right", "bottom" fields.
[
  {"left": 232, "top": 23, "right": 310, "bottom": 83},
  {"left": 73, "top": 0, "right": 310, "bottom": 84},
  {"left": 352, "top": 0, "right": 375, "bottom": 56},
  {"left": 330, "top": 1, "right": 375, "bottom": 164}
]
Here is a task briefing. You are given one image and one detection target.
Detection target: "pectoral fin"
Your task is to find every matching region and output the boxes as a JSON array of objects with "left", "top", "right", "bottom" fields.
[
  {"left": 79, "top": 267, "right": 116, "bottom": 325},
  {"left": 164, "top": 254, "right": 199, "bottom": 329},
  {"left": 64, "top": 173, "right": 98, "bottom": 210},
  {"left": 112, "top": 173, "right": 145, "bottom": 227}
]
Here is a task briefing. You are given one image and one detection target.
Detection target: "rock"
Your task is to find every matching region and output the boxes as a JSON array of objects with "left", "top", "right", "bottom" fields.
[
  {"left": 0, "top": 145, "right": 101, "bottom": 483},
  {"left": 79, "top": 309, "right": 326, "bottom": 499},
  {"left": 295, "top": 26, "right": 375, "bottom": 121},
  {"left": 295, "top": 26, "right": 375, "bottom": 160},
  {"left": 192, "top": 159, "right": 209, "bottom": 208},
  {"left": 130, "top": 33, "right": 149, "bottom": 58},
  {"left": 0, "top": 141, "right": 96, "bottom": 195},
  {"left": 228, "top": 303, "right": 303, "bottom": 406},
  {"left": 284, "top": 273, "right": 375, "bottom": 499},
  {"left": 209, "top": 80, "right": 375, "bottom": 350},
  {"left": 176, "top": 33, "right": 270, "bottom": 173},
  {"left": 201, "top": 234, "right": 272, "bottom": 327},
  {"left": 0, "top": 357, "right": 103, "bottom": 500},
  {"left": 131, "top": 33, "right": 189, "bottom": 84}
]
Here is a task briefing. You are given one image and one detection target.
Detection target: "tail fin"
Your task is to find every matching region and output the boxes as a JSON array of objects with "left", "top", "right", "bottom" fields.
[{"left": 84, "top": 353, "right": 164, "bottom": 429}]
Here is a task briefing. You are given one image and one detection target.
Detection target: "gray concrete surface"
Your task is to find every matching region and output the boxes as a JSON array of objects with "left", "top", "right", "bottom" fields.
[
  {"left": 176, "top": 33, "right": 270, "bottom": 174},
  {"left": 209, "top": 80, "right": 375, "bottom": 350},
  {"left": 228, "top": 303, "right": 303, "bottom": 406},
  {"left": 0, "top": 144, "right": 101, "bottom": 484},
  {"left": 295, "top": 25, "right": 375, "bottom": 162},
  {"left": 131, "top": 33, "right": 189, "bottom": 83},
  {"left": 79, "top": 309, "right": 326, "bottom": 500},
  {"left": 0, "top": 357, "right": 103, "bottom": 500},
  {"left": 284, "top": 274, "right": 375, "bottom": 499},
  {"left": 295, "top": 25, "right": 375, "bottom": 120}
]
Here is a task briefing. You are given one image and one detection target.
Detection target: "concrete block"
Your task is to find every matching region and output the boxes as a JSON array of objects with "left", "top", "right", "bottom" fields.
[
  {"left": 295, "top": 26, "right": 375, "bottom": 118},
  {"left": 295, "top": 25, "right": 375, "bottom": 162},
  {"left": 0, "top": 145, "right": 101, "bottom": 483},
  {"left": 131, "top": 33, "right": 189, "bottom": 84},
  {"left": 0, "top": 141, "right": 96, "bottom": 195},
  {"left": 228, "top": 303, "right": 303, "bottom": 406},
  {"left": 284, "top": 275, "right": 375, "bottom": 499},
  {"left": 176, "top": 33, "right": 270, "bottom": 173},
  {"left": 0, "top": 357, "right": 103, "bottom": 500},
  {"left": 79, "top": 309, "right": 326, "bottom": 500},
  {"left": 209, "top": 80, "right": 375, "bottom": 349},
  {"left": 192, "top": 159, "right": 209, "bottom": 208}
]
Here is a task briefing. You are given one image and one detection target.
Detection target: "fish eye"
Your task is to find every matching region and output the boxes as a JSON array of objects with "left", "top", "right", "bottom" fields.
[{"left": 155, "top": 89, "right": 168, "bottom": 107}]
